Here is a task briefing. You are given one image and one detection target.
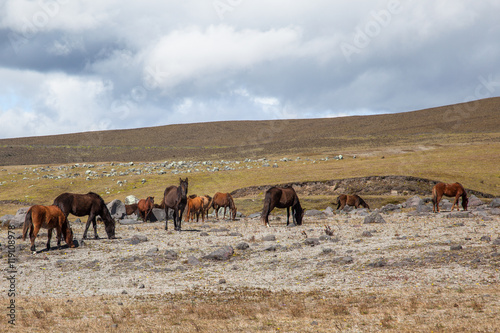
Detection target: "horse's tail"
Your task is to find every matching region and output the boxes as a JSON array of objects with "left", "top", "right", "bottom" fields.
[
  {"left": 22, "top": 207, "right": 33, "bottom": 241},
  {"left": 431, "top": 185, "right": 438, "bottom": 205}
]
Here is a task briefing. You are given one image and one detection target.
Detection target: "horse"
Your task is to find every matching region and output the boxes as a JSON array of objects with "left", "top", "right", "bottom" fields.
[
  {"left": 53, "top": 192, "right": 116, "bottom": 241},
  {"left": 163, "top": 178, "right": 188, "bottom": 231},
  {"left": 200, "top": 195, "right": 212, "bottom": 219},
  {"left": 22, "top": 205, "right": 75, "bottom": 253},
  {"left": 336, "top": 194, "right": 370, "bottom": 210},
  {"left": 185, "top": 195, "right": 206, "bottom": 222},
  {"left": 125, "top": 203, "right": 138, "bottom": 216},
  {"left": 212, "top": 192, "right": 237, "bottom": 220},
  {"left": 261, "top": 186, "right": 304, "bottom": 227},
  {"left": 137, "top": 196, "right": 154, "bottom": 222},
  {"left": 432, "top": 182, "right": 468, "bottom": 213}
]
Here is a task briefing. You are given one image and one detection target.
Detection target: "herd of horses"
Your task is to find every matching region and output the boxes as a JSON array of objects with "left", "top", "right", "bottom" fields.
[{"left": 21, "top": 179, "right": 468, "bottom": 253}]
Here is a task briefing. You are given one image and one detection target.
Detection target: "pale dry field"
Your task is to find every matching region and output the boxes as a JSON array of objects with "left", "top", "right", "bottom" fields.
[{"left": 2, "top": 209, "right": 499, "bottom": 332}]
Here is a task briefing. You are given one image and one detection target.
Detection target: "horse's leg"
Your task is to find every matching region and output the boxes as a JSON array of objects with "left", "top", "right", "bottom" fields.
[
  {"left": 56, "top": 227, "right": 62, "bottom": 250},
  {"left": 435, "top": 194, "right": 442, "bottom": 212},
  {"left": 452, "top": 194, "right": 460, "bottom": 211},
  {"left": 46, "top": 228, "right": 52, "bottom": 251},
  {"left": 286, "top": 207, "right": 290, "bottom": 226},
  {"left": 215, "top": 205, "right": 219, "bottom": 220},
  {"left": 164, "top": 207, "right": 169, "bottom": 230},
  {"left": 30, "top": 224, "right": 41, "bottom": 252},
  {"left": 178, "top": 206, "right": 184, "bottom": 231},
  {"left": 82, "top": 213, "right": 95, "bottom": 240}
]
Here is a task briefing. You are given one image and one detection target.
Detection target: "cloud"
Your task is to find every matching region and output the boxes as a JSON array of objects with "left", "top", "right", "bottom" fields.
[{"left": 0, "top": 0, "right": 499, "bottom": 138}]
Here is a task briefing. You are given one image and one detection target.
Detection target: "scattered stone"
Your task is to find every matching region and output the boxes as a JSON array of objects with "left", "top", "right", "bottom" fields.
[
  {"left": 187, "top": 256, "right": 201, "bottom": 265},
  {"left": 203, "top": 246, "right": 234, "bottom": 261},
  {"left": 121, "top": 290, "right": 128, "bottom": 295},
  {"left": 363, "top": 212, "right": 386, "bottom": 224},
  {"left": 304, "top": 238, "right": 320, "bottom": 246},
  {"left": 236, "top": 242, "right": 249, "bottom": 250},
  {"left": 107, "top": 199, "right": 126, "bottom": 219},
  {"left": 146, "top": 247, "right": 158, "bottom": 256},
  {"left": 467, "top": 195, "right": 483, "bottom": 208},
  {"left": 381, "top": 204, "right": 401, "bottom": 213},
  {"left": 480, "top": 236, "right": 491, "bottom": 242},
  {"left": 450, "top": 245, "right": 463, "bottom": 251},
  {"left": 119, "top": 219, "right": 142, "bottom": 225},
  {"left": 304, "top": 209, "right": 325, "bottom": 217},
  {"left": 247, "top": 213, "right": 261, "bottom": 219},
  {"left": 138, "top": 284, "right": 145, "bottom": 289},
  {"left": 361, "top": 231, "right": 373, "bottom": 237},
  {"left": 125, "top": 195, "right": 139, "bottom": 205},
  {"left": 402, "top": 195, "right": 423, "bottom": 208},
  {"left": 446, "top": 211, "right": 472, "bottom": 218},
  {"left": 342, "top": 256, "right": 354, "bottom": 264},
  {"left": 262, "top": 235, "right": 276, "bottom": 242},
  {"left": 489, "top": 198, "right": 500, "bottom": 208},
  {"left": 164, "top": 250, "right": 178, "bottom": 260},
  {"left": 219, "top": 279, "right": 226, "bottom": 284},
  {"left": 493, "top": 238, "right": 500, "bottom": 245},
  {"left": 322, "top": 248, "right": 334, "bottom": 254},
  {"left": 368, "top": 258, "right": 387, "bottom": 267},
  {"left": 200, "top": 232, "right": 209, "bottom": 236},
  {"left": 128, "top": 235, "right": 148, "bottom": 245}
]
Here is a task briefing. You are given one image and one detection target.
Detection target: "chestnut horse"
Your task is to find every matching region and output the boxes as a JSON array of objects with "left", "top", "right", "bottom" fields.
[
  {"left": 185, "top": 195, "right": 206, "bottom": 222},
  {"left": 22, "top": 205, "right": 75, "bottom": 252},
  {"left": 53, "top": 192, "right": 115, "bottom": 241},
  {"left": 261, "top": 186, "right": 304, "bottom": 227},
  {"left": 336, "top": 194, "right": 370, "bottom": 210},
  {"left": 212, "top": 192, "right": 237, "bottom": 220},
  {"left": 163, "top": 178, "right": 188, "bottom": 231},
  {"left": 138, "top": 196, "right": 154, "bottom": 222},
  {"left": 125, "top": 203, "right": 138, "bottom": 216},
  {"left": 200, "top": 195, "right": 212, "bottom": 219},
  {"left": 432, "top": 182, "right": 468, "bottom": 213}
]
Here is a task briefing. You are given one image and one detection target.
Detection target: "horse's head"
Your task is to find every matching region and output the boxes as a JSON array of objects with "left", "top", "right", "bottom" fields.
[
  {"left": 179, "top": 178, "right": 188, "bottom": 196},
  {"left": 148, "top": 196, "right": 155, "bottom": 207},
  {"left": 462, "top": 195, "right": 468, "bottom": 211},
  {"left": 65, "top": 227, "right": 76, "bottom": 248},
  {"left": 295, "top": 207, "right": 304, "bottom": 225},
  {"left": 231, "top": 206, "right": 237, "bottom": 220}
]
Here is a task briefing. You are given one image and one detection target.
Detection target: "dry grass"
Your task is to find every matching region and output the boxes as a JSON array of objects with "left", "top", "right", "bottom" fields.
[{"left": 7, "top": 286, "right": 499, "bottom": 332}]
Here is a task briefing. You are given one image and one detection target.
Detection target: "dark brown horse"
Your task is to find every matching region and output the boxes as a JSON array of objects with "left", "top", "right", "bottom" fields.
[
  {"left": 185, "top": 195, "right": 206, "bottom": 222},
  {"left": 22, "top": 205, "right": 75, "bottom": 252},
  {"left": 261, "top": 186, "right": 304, "bottom": 227},
  {"left": 163, "top": 178, "right": 188, "bottom": 231},
  {"left": 212, "top": 192, "right": 237, "bottom": 220},
  {"left": 336, "top": 194, "right": 370, "bottom": 210},
  {"left": 125, "top": 203, "right": 138, "bottom": 216},
  {"left": 53, "top": 192, "right": 116, "bottom": 241},
  {"left": 432, "top": 182, "right": 468, "bottom": 213},
  {"left": 138, "top": 196, "right": 154, "bottom": 222}
]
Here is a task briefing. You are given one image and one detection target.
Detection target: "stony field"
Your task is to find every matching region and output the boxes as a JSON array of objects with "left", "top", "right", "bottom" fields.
[{"left": 2, "top": 201, "right": 500, "bottom": 332}]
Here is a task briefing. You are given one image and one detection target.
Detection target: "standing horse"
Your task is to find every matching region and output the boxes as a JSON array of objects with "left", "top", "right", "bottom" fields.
[
  {"left": 163, "top": 178, "right": 188, "bottom": 231},
  {"left": 138, "top": 196, "right": 154, "bottom": 222},
  {"left": 261, "top": 186, "right": 304, "bottom": 227},
  {"left": 336, "top": 194, "right": 370, "bottom": 210},
  {"left": 432, "top": 182, "right": 468, "bottom": 213},
  {"left": 125, "top": 203, "right": 138, "bottom": 216},
  {"left": 200, "top": 195, "right": 212, "bottom": 220},
  {"left": 212, "top": 192, "right": 237, "bottom": 220},
  {"left": 53, "top": 192, "right": 116, "bottom": 241},
  {"left": 185, "top": 195, "right": 206, "bottom": 222},
  {"left": 22, "top": 205, "right": 75, "bottom": 252}
]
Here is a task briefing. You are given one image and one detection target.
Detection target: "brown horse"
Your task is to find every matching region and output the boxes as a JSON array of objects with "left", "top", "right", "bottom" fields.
[
  {"left": 261, "top": 186, "right": 304, "bottom": 227},
  {"left": 212, "top": 192, "right": 237, "bottom": 220},
  {"left": 125, "top": 203, "right": 138, "bottom": 216},
  {"left": 138, "top": 196, "right": 154, "bottom": 222},
  {"left": 22, "top": 205, "right": 75, "bottom": 252},
  {"left": 200, "top": 195, "right": 212, "bottom": 219},
  {"left": 163, "top": 178, "right": 188, "bottom": 231},
  {"left": 432, "top": 182, "right": 468, "bottom": 213},
  {"left": 185, "top": 195, "right": 206, "bottom": 222},
  {"left": 53, "top": 192, "right": 116, "bottom": 241},
  {"left": 336, "top": 194, "right": 370, "bottom": 210}
]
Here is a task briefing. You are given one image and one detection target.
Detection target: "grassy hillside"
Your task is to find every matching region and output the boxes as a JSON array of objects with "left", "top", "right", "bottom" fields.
[{"left": 0, "top": 98, "right": 499, "bottom": 215}]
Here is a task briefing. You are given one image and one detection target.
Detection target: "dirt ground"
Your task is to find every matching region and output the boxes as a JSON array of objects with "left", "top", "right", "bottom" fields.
[{"left": 2, "top": 208, "right": 500, "bottom": 332}]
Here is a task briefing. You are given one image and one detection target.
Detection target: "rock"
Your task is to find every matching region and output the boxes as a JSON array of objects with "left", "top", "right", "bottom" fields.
[
  {"left": 361, "top": 231, "right": 373, "bottom": 237},
  {"left": 9, "top": 207, "right": 30, "bottom": 229},
  {"left": 236, "top": 242, "right": 249, "bottom": 250},
  {"left": 489, "top": 198, "right": 500, "bottom": 208},
  {"left": 380, "top": 204, "right": 401, "bottom": 213},
  {"left": 446, "top": 211, "right": 472, "bottom": 218},
  {"left": 363, "top": 213, "right": 386, "bottom": 224},
  {"left": 200, "top": 232, "right": 209, "bottom": 236},
  {"left": 247, "top": 213, "right": 261, "bottom": 219},
  {"left": 416, "top": 203, "right": 433, "bottom": 213},
  {"left": 467, "top": 195, "right": 483, "bottom": 208},
  {"left": 0, "top": 214, "right": 14, "bottom": 227},
  {"left": 146, "top": 247, "right": 158, "bottom": 256},
  {"left": 187, "top": 256, "right": 201, "bottom": 265},
  {"left": 119, "top": 219, "right": 142, "bottom": 225},
  {"left": 128, "top": 235, "right": 148, "bottom": 245},
  {"left": 493, "top": 238, "right": 500, "bottom": 245},
  {"left": 164, "top": 250, "right": 178, "bottom": 260},
  {"left": 304, "top": 238, "right": 320, "bottom": 246},
  {"left": 368, "top": 258, "right": 387, "bottom": 267},
  {"left": 342, "top": 256, "right": 353, "bottom": 264},
  {"left": 323, "top": 207, "right": 334, "bottom": 216},
  {"left": 490, "top": 208, "right": 500, "bottom": 216},
  {"left": 438, "top": 199, "right": 453, "bottom": 211},
  {"left": 150, "top": 208, "right": 167, "bottom": 222},
  {"left": 107, "top": 199, "right": 126, "bottom": 219},
  {"left": 203, "top": 246, "right": 234, "bottom": 261},
  {"left": 480, "top": 236, "right": 491, "bottom": 242},
  {"left": 304, "top": 209, "right": 325, "bottom": 217},
  {"left": 402, "top": 195, "right": 423, "bottom": 208},
  {"left": 264, "top": 245, "right": 277, "bottom": 251},
  {"left": 138, "top": 284, "right": 145, "bottom": 289},
  {"left": 450, "top": 245, "right": 463, "bottom": 251},
  {"left": 262, "top": 235, "right": 276, "bottom": 242},
  {"left": 219, "top": 279, "right": 227, "bottom": 284},
  {"left": 125, "top": 195, "right": 139, "bottom": 205}
]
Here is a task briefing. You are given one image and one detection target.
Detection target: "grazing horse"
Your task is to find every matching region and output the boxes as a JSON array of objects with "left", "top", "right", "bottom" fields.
[
  {"left": 432, "top": 182, "right": 468, "bottom": 213},
  {"left": 53, "top": 192, "right": 116, "bottom": 241},
  {"left": 212, "top": 192, "right": 237, "bottom": 220},
  {"left": 261, "top": 186, "right": 304, "bottom": 227},
  {"left": 163, "top": 178, "right": 188, "bottom": 231},
  {"left": 336, "top": 194, "right": 370, "bottom": 210},
  {"left": 185, "top": 195, "right": 206, "bottom": 222},
  {"left": 200, "top": 195, "right": 212, "bottom": 219},
  {"left": 22, "top": 205, "right": 75, "bottom": 252},
  {"left": 138, "top": 196, "right": 154, "bottom": 222},
  {"left": 125, "top": 203, "right": 138, "bottom": 216}
]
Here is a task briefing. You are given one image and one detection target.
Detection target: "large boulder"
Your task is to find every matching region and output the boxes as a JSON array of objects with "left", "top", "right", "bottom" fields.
[
  {"left": 363, "top": 212, "right": 386, "bottom": 224},
  {"left": 467, "top": 195, "right": 483, "bottom": 208},
  {"left": 402, "top": 195, "right": 423, "bottom": 208},
  {"left": 125, "top": 195, "right": 139, "bottom": 205},
  {"left": 10, "top": 207, "right": 30, "bottom": 229},
  {"left": 150, "top": 208, "right": 168, "bottom": 222},
  {"left": 107, "top": 199, "right": 126, "bottom": 219},
  {"left": 0, "top": 214, "right": 14, "bottom": 227},
  {"left": 489, "top": 198, "right": 500, "bottom": 208},
  {"left": 203, "top": 246, "right": 234, "bottom": 261}
]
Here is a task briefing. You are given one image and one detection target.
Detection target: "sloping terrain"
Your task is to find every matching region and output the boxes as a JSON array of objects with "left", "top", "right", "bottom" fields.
[{"left": 1, "top": 97, "right": 499, "bottom": 165}]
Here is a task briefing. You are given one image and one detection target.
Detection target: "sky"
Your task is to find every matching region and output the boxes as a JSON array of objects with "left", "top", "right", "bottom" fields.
[{"left": 0, "top": 0, "right": 499, "bottom": 139}]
